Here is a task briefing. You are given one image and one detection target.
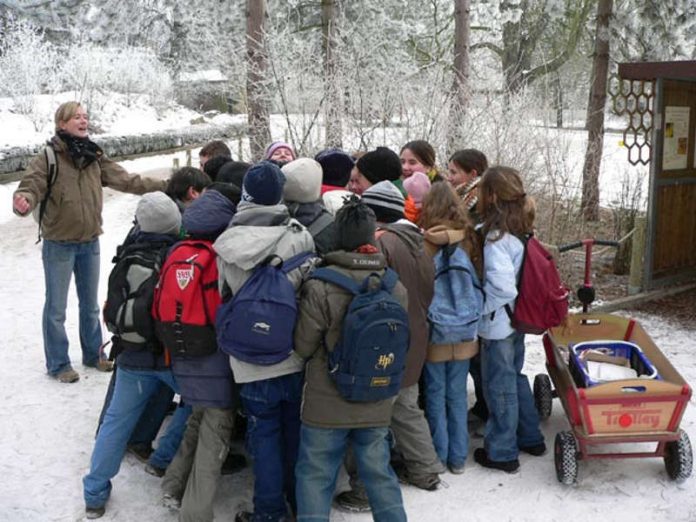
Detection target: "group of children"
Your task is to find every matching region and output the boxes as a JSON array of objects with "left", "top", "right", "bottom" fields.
[{"left": 82, "top": 138, "right": 545, "bottom": 522}]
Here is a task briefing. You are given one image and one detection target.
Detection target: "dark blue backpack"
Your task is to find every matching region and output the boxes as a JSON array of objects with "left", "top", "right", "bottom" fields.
[
  {"left": 428, "top": 244, "right": 483, "bottom": 344},
  {"left": 217, "top": 252, "right": 314, "bottom": 365},
  {"left": 311, "top": 267, "right": 409, "bottom": 402}
]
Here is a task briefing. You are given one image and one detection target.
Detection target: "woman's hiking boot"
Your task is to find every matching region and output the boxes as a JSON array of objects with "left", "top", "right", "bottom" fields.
[{"left": 54, "top": 368, "right": 79, "bottom": 383}]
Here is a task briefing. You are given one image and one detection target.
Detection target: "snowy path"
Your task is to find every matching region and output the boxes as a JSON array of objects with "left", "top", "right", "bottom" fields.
[{"left": 1, "top": 160, "right": 694, "bottom": 522}]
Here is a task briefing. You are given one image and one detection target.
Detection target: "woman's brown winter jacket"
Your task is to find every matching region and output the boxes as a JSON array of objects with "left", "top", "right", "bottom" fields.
[{"left": 14, "top": 136, "right": 167, "bottom": 242}]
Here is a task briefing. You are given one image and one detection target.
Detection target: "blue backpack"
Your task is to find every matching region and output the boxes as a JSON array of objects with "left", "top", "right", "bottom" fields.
[
  {"left": 311, "top": 267, "right": 409, "bottom": 402},
  {"left": 428, "top": 244, "right": 483, "bottom": 344},
  {"left": 216, "top": 252, "right": 314, "bottom": 365}
]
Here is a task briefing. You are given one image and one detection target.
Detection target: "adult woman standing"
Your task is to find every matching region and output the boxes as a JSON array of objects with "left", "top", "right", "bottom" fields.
[{"left": 12, "top": 101, "right": 167, "bottom": 383}]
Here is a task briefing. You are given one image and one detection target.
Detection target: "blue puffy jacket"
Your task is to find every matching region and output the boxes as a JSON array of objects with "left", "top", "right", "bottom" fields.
[{"left": 170, "top": 190, "right": 237, "bottom": 409}]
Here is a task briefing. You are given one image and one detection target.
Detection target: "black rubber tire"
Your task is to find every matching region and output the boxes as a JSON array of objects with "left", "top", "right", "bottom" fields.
[
  {"left": 554, "top": 431, "right": 579, "bottom": 485},
  {"left": 664, "top": 429, "right": 693, "bottom": 483},
  {"left": 534, "top": 373, "right": 553, "bottom": 420}
]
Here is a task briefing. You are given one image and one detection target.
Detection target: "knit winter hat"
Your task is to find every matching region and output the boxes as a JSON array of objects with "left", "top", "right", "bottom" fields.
[
  {"left": 281, "top": 158, "right": 323, "bottom": 203},
  {"left": 355, "top": 147, "right": 402, "bottom": 185},
  {"left": 183, "top": 189, "right": 236, "bottom": 238},
  {"left": 334, "top": 197, "right": 376, "bottom": 251},
  {"left": 207, "top": 182, "right": 242, "bottom": 205},
  {"left": 315, "top": 148, "right": 354, "bottom": 188},
  {"left": 135, "top": 191, "right": 181, "bottom": 236},
  {"left": 264, "top": 141, "right": 296, "bottom": 161},
  {"left": 403, "top": 171, "right": 432, "bottom": 208},
  {"left": 217, "top": 161, "right": 251, "bottom": 189},
  {"left": 242, "top": 161, "right": 286, "bottom": 205},
  {"left": 202, "top": 155, "right": 232, "bottom": 181},
  {"left": 361, "top": 180, "right": 405, "bottom": 223}
]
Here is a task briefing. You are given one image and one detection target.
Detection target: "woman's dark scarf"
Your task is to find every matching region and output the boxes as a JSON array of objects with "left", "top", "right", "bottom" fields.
[{"left": 56, "top": 130, "right": 102, "bottom": 169}]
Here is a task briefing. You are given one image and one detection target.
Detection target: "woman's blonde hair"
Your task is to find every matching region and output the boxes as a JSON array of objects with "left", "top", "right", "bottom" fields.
[
  {"left": 54, "top": 101, "right": 83, "bottom": 132},
  {"left": 421, "top": 182, "right": 482, "bottom": 274},
  {"left": 477, "top": 166, "right": 535, "bottom": 240}
]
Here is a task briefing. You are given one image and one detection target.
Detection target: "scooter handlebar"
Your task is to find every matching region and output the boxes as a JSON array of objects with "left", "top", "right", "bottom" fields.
[{"left": 558, "top": 239, "right": 619, "bottom": 253}]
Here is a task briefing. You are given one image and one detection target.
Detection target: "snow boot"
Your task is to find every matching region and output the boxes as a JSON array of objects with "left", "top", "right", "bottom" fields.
[{"left": 473, "top": 448, "right": 520, "bottom": 474}]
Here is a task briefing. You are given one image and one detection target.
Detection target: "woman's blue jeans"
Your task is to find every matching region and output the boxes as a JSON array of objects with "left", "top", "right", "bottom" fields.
[
  {"left": 480, "top": 332, "right": 544, "bottom": 462},
  {"left": 423, "top": 359, "right": 470, "bottom": 468},
  {"left": 42, "top": 238, "right": 102, "bottom": 375},
  {"left": 295, "top": 424, "right": 406, "bottom": 522}
]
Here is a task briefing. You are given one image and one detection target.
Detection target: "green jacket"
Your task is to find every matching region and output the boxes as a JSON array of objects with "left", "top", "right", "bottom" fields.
[
  {"left": 294, "top": 250, "right": 408, "bottom": 429},
  {"left": 14, "top": 136, "right": 167, "bottom": 242}
]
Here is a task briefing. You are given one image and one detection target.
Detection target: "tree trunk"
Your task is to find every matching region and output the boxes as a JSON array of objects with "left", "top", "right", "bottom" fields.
[
  {"left": 581, "top": 0, "right": 612, "bottom": 222},
  {"left": 553, "top": 73, "right": 563, "bottom": 128},
  {"left": 246, "top": 0, "right": 271, "bottom": 161},
  {"left": 447, "top": 0, "right": 471, "bottom": 151},
  {"left": 321, "top": 0, "right": 342, "bottom": 148}
]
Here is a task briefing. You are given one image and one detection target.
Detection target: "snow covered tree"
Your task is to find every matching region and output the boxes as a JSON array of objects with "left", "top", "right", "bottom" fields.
[
  {"left": 321, "top": 0, "right": 343, "bottom": 148},
  {"left": 448, "top": 0, "right": 471, "bottom": 150},
  {"left": 581, "top": 0, "right": 612, "bottom": 222},
  {"left": 247, "top": 0, "right": 272, "bottom": 160},
  {"left": 0, "top": 16, "right": 61, "bottom": 130},
  {"left": 471, "top": 0, "right": 593, "bottom": 93}
]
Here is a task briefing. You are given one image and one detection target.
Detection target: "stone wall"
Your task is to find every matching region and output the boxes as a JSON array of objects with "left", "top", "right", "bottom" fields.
[{"left": 0, "top": 122, "right": 247, "bottom": 182}]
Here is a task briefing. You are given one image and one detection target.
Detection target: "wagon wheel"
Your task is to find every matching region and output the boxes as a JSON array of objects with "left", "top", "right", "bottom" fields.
[
  {"left": 554, "top": 431, "right": 579, "bottom": 485},
  {"left": 664, "top": 429, "right": 693, "bottom": 483},
  {"left": 533, "top": 374, "right": 553, "bottom": 420}
]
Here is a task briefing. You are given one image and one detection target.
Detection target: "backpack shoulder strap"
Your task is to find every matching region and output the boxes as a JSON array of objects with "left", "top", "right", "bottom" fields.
[
  {"left": 307, "top": 211, "right": 333, "bottom": 237},
  {"left": 504, "top": 232, "right": 533, "bottom": 320},
  {"left": 380, "top": 268, "right": 398, "bottom": 292},
  {"left": 35, "top": 143, "right": 59, "bottom": 244},
  {"left": 311, "top": 267, "right": 360, "bottom": 295},
  {"left": 280, "top": 251, "right": 315, "bottom": 274}
]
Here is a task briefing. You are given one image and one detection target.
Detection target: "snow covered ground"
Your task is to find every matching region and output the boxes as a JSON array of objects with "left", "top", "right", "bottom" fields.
[{"left": 0, "top": 152, "right": 695, "bottom": 522}]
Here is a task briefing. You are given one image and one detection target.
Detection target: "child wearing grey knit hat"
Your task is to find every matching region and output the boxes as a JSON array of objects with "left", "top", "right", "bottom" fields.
[
  {"left": 360, "top": 180, "right": 405, "bottom": 224},
  {"left": 135, "top": 191, "right": 182, "bottom": 236}
]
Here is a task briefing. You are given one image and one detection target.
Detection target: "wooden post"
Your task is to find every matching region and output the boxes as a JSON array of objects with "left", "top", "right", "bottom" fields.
[
  {"left": 238, "top": 138, "right": 244, "bottom": 161},
  {"left": 173, "top": 157, "right": 180, "bottom": 169},
  {"left": 185, "top": 149, "right": 192, "bottom": 167},
  {"left": 628, "top": 215, "right": 646, "bottom": 295}
]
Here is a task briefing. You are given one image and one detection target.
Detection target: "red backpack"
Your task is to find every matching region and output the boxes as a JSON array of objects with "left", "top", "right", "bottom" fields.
[
  {"left": 505, "top": 234, "right": 569, "bottom": 334},
  {"left": 152, "top": 240, "right": 221, "bottom": 357}
]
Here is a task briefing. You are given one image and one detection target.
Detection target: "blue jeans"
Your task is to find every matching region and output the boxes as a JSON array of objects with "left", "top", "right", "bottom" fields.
[
  {"left": 480, "top": 332, "right": 544, "bottom": 462},
  {"left": 296, "top": 425, "right": 406, "bottom": 522},
  {"left": 423, "top": 359, "right": 470, "bottom": 468},
  {"left": 42, "top": 238, "right": 102, "bottom": 375},
  {"left": 97, "top": 371, "right": 178, "bottom": 450},
  {"left": 241, "top": 372, "right": 303, "bottom": 521},
  {"left": 148, "top": 402, "right": 192, "bottom": 469},
  {"left": 83, "top": 367, "right": 180, "bottom": 509}
]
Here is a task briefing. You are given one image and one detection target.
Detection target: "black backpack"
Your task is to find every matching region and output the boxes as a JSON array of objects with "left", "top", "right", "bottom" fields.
[{"left": 103, "top": 241, "right": 171, "bottom": 353}]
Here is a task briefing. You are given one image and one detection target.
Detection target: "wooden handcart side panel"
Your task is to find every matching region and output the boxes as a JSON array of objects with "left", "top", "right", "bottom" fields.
[{"left": 626, "top": 318, "right": 689, "bottom": 386}]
